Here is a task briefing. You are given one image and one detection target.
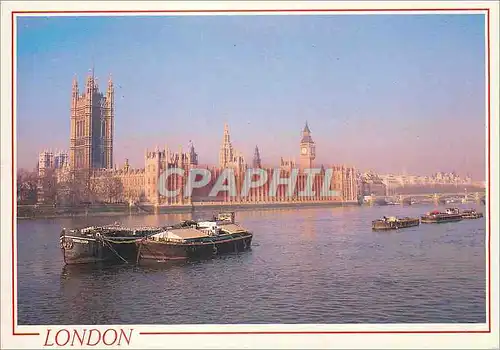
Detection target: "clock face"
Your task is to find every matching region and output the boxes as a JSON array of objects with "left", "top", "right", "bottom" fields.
[{"left": 301, "top": 147, "right": 308, "bottom": 155}]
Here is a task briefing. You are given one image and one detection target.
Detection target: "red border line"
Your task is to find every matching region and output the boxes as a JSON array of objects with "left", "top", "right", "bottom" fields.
[
  {"left": 10, "top": 8, "right": 492, "bottom": 14},
  {"left": 11, "top": 9, "right": 40, "bottom": 337},
  {"left": 11, "top": 7, "right": 491, "bottom": 337},
  {"left": 486, "top": 7, "right": 491, "bottom": 334},
  {"left": 139, "top": 330, "right": 490, "bottom": 335}
]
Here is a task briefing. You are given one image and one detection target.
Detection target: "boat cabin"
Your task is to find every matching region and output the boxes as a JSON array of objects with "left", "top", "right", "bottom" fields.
[
  {"left": 462, "top": 209, "right": 476, "bottom": 214},
  {"left": 197, "top": 221, "right": 221, "bottom": 236},
  {"left": 215, "top": 212, "right": 235, "bottom": 223},
  {"left": 218, "top": 223, "right": 249, "bottom": 234},
  {"left": 150, "top": 227, "right": 209, "bottom": 242},
  {"left": 445, "top": 208, "right": 460, "bottom": 215}
]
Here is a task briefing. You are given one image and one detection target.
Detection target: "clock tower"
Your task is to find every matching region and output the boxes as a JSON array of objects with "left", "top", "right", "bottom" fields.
[{"left": 299, "top": 121, "right": 315, "bottom": 170}]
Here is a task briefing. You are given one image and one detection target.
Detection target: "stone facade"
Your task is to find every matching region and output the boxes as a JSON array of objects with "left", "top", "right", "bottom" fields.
[
  {"left": 86, "top": 121, "right": 357, "bottom": 205},
  {"left": 86, "top": 121, "right": 358, "bottom": 205},
  {"left": 218, "top": 123, "right": 246, "bottom": 171},
  {"left": 299, "top": 122, "right": 316, "bottom": 170},
  {"left": 144, "top": 144, "right": 199, "bottom": 204},
  {"left": 37, "top": 149, "right": 70, "bottom": 203},
  {"left": 91, "top": 160, "right": 145, "bottom": 203},
  {"left": 252, "top": 145, "right": 262, "bottom": 168},
  {"left": 38, "top": 150, "right": 69, "bottom": 177},
  {"left": 280, "top": 157, "right": 296, "bottom": 172},
  {"left": 70, "top": 72, "right": 114, "bottom": 171},
  {"left": 89, "top": 144, "right": 199, "bottom": 205}
]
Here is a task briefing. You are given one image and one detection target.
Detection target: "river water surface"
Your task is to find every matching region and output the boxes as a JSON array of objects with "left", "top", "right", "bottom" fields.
[{"left": 17, "top": 204, "right": 486, "bottom": 325}]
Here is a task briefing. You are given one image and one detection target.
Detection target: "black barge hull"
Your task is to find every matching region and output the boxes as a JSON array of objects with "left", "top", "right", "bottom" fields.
[
  {"left": 420, "top": 215, "right": 463, "bottom": 223},
  {"left": 372, "top": 219, "right": 420, "bottom": 231},
  {"left": 60, "top": 234, "right": 139, "bottom": 265},
  {"left": 136, "top": 234, "right": 253, "bottom": 264},
  {"left": 461, "top": 213, "right": 484, "bottom": 219}
]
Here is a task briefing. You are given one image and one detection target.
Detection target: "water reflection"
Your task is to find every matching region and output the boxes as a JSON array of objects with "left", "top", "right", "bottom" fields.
[{"left": 18, "top": 204, "right": 486, "bottom": 325}]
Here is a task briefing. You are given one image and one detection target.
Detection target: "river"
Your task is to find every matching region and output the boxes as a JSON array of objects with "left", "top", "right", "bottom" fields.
[{"left": 17, "top": 203, "right": 486, "bottom": 325}]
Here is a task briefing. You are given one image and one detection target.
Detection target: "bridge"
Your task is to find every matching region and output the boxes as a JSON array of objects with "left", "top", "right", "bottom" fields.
[{"left": 365, "top": 191, "right": 486, "bottom": 205}]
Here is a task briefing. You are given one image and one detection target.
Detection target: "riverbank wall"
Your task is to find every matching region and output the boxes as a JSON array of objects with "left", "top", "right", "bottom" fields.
[{"left": 17, "top": 201, "right": 360, "bottom": 220}]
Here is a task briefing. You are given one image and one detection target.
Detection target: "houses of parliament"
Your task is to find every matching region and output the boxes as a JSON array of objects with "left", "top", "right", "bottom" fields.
[{"left": 42, "top": 72, "right": 358, "bottom": 206}]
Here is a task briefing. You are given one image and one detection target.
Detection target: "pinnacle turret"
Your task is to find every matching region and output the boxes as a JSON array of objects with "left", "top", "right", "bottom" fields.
[{"left": 253, "top": 145, "right": 262, "bottom": 168}]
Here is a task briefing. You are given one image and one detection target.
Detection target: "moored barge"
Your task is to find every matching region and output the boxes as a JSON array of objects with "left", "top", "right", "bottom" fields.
[
  {"left": 136, "top": 212, "right": 253, "bottom": 264},
  {"left": 60, "top": 223, "right": 163, "bottom": 265},
  {"left": 461, "top": 209, "right": 484, "bottom": 219},
  {"left": 372, "top": 216, "right": 420, "bottom": 231},
  {"left": 421, "top": 208, "right": 463, "bottom": 224}
]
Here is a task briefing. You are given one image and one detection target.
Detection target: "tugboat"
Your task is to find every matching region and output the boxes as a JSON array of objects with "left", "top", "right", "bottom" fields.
[
  {"left": 461, "top": 209, "right": 484, "bottom": 219},
  {"left": 372, "top": 216, "right": 420, "bottom": 231},
  {"left": 421, "top": 208, "right": 463, "bottom": 223},
  {"left": 135, "top": 212, "right": 253, "bottom": 264},
  {"left": 59, "top": 223, "right": 163, "bottom": 265}
]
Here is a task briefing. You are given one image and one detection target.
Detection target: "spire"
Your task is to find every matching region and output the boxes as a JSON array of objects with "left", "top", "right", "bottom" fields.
[
  {"left": 253, "top": 145, "right": 262, "bottom": 168},
  {"left": 72, "top": 74, "right": 79, "bottom": 98},
  {"left": 223, "top": 123, "right": 231, "bottom": 143},
  {"left": 188, "top": 140, "right": 198, "bottom": 165},
  {"left": 86, "top": 67, "right": 94, "bottom": 91},
  {"left": 254, "top": 145, "right": 260, "bottom": 158},
  {"left": 301, "top": 121, "right": 313, "bottom": 143},
  {"left": 106, "top": 73, "right": 114, "bottom": 102},
  {"left": 303, "top": 121, "right": 311, "bottom": 133},
  {"left": 108, "top": 73, "right": 113, "bottom": 89}
]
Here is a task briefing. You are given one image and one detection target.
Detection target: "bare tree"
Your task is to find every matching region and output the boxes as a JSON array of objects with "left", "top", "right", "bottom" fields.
[
  {"left": 108, "top": 177, "right": 124, "bottom": 203},
  {"left": 17, "top": 168, "right": 38, "bottom": 204},
  {"left": 89, "top": 171, "right": 124, "bottom": 203},
  {"left": 123, "top": 187, "right": 140, "bottom": 204},
  {"left": 56, "top": 171, "right": 92, "bottom": 206},
  {"left": 37, "top": 168, "right": 59, "bottom": 204}
]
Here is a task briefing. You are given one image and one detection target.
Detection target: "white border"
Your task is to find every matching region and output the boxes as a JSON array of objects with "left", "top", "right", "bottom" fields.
[{"left": 1, "top": 1, "right": 498, "bottom": 349}]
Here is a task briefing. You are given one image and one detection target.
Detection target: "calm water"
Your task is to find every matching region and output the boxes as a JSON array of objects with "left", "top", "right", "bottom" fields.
[{"left": 17, "top": 204, "right": 486, "bottom": 325}]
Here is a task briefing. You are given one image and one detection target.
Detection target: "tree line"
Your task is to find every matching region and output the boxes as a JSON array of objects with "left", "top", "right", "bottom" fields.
[{"left": 17, "top": 168, "right": 129, "bottom": 206}]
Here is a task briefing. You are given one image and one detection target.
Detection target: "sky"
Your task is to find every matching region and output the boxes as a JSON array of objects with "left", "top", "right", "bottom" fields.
[{"left": 16, "top": 14, "right": 486, "bottom": 179}]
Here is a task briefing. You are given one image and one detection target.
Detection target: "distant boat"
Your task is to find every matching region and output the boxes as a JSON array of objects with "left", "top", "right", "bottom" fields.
[
  {"left": 421, "top": 208, "right": 463, "bottom": 224},
  {"left": 374, "top": 198, "right": 389, "bottom": 206},
  {"left": 461, "top": 209, "right": 484, "bottom": 219},
  {"left": 372, "top": 216, "right": 420, "bottom": 231}
]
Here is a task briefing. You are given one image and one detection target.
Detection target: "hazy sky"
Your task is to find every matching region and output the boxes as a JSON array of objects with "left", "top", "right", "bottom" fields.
[{"left": 17, "top": 14, "right": 486, "bottom": 179}]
